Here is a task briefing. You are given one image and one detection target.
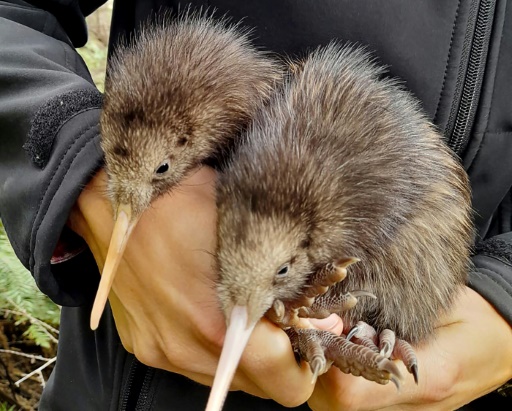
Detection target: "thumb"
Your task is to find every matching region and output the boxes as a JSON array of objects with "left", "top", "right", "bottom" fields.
[{"left": 309, "top": 314, "right": 344, "bottom": 335}]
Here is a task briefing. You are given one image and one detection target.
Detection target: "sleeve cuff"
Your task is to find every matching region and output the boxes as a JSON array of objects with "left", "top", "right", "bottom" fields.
[
  {"left": 30, "top": 109, "right": 104, "bottom": 306},
  {"left": 469, "top": 250, "right": 512, "bottom": 326}
]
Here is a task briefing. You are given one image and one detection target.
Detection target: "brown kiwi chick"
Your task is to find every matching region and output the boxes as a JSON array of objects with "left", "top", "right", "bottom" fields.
[
  {"left": 91, "top": 13, "right": 282, "bottom": 330},
  {"left": 206, "top": 43, "right": 473, "bottom": 410}
]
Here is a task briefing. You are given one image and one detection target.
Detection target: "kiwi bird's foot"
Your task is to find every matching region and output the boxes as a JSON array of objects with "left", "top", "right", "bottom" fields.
[
  {"left": 299, "top": 257, "right": 375, "bottom": 318},
  {"left": 266, "top": 257, "right": 362, "bottom": 327},
  {"left": 347, "top": 321, "right": 419, "bottom": 384},
  {"left": 305, "top": 257, "right": 360, "bottom": 297},
  {"left": 266, "top": 299, "right": 304, "bottom": 327},
  {"left": 298, "top": 289, "right": 376, "bottom": 319},
  {"left": 285, "top": 327, "right": 403, "bottom": 388}
]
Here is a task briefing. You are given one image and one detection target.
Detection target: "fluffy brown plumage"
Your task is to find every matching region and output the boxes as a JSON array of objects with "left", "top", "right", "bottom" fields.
[
  {"left": 215, "top": 43, "right": 473, "bottom": 345},
  {"left": 101, "top": 13, "right": 282, "bottom": 216},
  {"left": 90, "top": 12, "right": 282, "bottom": 331}
]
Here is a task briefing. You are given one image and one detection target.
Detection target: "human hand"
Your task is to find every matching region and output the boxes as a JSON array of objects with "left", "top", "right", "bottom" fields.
[
  {"left": 308, "top": 287, "right": 512, "bottom": 410},
  {"left": 68, "top": 167, "right": 321, "bottom": 407}
]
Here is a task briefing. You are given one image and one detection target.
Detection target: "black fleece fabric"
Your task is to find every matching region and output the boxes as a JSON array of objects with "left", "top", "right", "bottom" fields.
[{"left": 0, "top": 0, "right": 511, "bottom": 410}]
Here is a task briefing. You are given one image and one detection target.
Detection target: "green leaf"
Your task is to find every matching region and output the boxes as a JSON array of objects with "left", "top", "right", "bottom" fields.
[
  {"left": 0, "top": 402, "right": 16, "bottom": 411},
  {"left": 0, "top": 221, "right": 60, "bottom": 344}
]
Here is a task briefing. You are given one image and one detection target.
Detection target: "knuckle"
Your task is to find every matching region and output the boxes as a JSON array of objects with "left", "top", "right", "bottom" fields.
[
  {"left": 159, "top": 336, "right": 203, "bottom": 373},
  {"left": 201, "top": 326, "right": 225, "bottom": 350},
  {"left": 132, "top": 340, "right": 162, "bottom": 368}
]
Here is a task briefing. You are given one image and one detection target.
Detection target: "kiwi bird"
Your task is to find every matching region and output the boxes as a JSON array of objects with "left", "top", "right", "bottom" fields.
[
  {"left": 92, "top": 13, "right": 282, "bottom": 330},
  {"left": 206, "top": 44, "right": 473, "bottom": 410}
]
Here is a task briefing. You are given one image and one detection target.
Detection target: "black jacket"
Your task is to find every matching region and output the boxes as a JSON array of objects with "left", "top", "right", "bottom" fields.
[{"left": 0, "top": 0, "right": 511, "bottom": 409}]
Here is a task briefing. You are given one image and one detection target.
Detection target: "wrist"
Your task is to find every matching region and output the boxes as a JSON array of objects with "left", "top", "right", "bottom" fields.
[
  {"left": 66, "top": 170, "right": 113, "bottom": 269},
  {"left": 467, "top": 287, "right": 512, "bottom": 395},
  {"left": 53, "top": 171, "right": 108, "bottom": 265}
]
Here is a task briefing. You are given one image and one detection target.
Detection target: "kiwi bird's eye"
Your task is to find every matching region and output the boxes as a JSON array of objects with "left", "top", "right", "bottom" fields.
[
  {"left": 155, "top": 160, "right": 170, "bottom": 175},
  {"left": 276, "top": 264, "right": 290, "bottom": 277}
]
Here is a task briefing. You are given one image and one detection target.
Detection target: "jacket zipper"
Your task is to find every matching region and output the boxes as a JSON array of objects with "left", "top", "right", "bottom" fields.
[
  {"left": 134, "top": 367, "right": 156, "bottom": 410},
  {"left": 120, "top": 358, "right": 155, "bottom": 411},
  {"left": 445, "top": 0, "right": 496, "bottom": 155}
]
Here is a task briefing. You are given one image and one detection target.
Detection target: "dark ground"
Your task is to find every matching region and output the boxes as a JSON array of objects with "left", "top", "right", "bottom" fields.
[{"left": 0, "top": 319, "right": 56, "bottom": 410}]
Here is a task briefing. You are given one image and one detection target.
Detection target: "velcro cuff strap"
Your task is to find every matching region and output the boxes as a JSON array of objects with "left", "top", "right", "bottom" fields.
[{"left": 24, "top": 89, "right": 103, "bottom": 168}]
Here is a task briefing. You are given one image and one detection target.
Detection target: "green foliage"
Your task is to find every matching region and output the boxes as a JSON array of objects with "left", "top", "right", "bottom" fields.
[
  {"left": 0, "top": 221, "right": 60, "bottom": 347},
  {"left": 22, "top": 324, "right": 55, "bottom": 349},
  {"left": 0, "top": 403, "right": 16, "bottom": 411},
  {"left": 76, "top": 1, "right": 112, "bottom": 92},
  {"left": 77, "top": 39, "right": 108, "bottom": 92}
]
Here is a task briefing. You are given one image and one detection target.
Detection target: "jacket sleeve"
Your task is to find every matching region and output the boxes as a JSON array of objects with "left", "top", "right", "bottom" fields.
[
  {"left": 0, "top": 0, "right": 106, "bottom": 306},
  {"left": 469, "top": 230, "right": 512, "bottom": 325}
]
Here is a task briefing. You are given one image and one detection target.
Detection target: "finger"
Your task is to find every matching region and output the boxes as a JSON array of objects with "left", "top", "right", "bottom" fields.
[
  {"left": 238, "top": 319, "right": 316, "bottom": 407},
  {"left": 310, "top": 364, "right": 416, "bottom": 411},
  {"left": 309, "top": 320, "right": 463, "bottom": 411},
  {"left": 114, "top": 285, "right": 275, "bottom": 400},
  {"left": 114, "top": 300, "right": 270, "bottom": 399},
  {"left": 309, "top": 314, "right": 344, "bottom": 335},
  {"left": 309, "top": 287, "right": 512, "bottom": 411}
]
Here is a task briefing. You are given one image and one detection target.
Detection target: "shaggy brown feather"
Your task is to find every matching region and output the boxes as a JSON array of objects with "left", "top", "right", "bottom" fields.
[
  {"left": 100, "top": 12, "right": 282, "bottom": 216},
  {"left": 216, "top": 44, "right": 473, "bottom": 345}
]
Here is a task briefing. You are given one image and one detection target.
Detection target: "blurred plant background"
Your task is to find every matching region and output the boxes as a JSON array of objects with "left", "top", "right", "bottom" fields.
[
  {"left": 0, "top": 222, "right": 59, "bottom": 409},
  {"left": 0, "top": 2, "right": 112, "bottom": 409},
  {"left": 76, "top": 1, "right": 112, "bottom": 91}
]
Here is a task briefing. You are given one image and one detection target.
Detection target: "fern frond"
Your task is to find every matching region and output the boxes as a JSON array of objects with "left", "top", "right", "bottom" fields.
[{"left": 0, "top": 221, "right": 60, "bottom": 343}]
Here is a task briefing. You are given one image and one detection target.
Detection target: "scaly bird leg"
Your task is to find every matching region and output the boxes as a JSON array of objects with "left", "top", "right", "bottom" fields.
[
  {"left": 299, "top": 290, "right": 376, "bottom": 319},
  {"left": 304, "top": 258, "right": 359, "bottom": 296},
  {"left": 267, "top": 258, "right": 403, "bottom": 388},
  {"left": 285, "top": 328, "right": 403, "bottom": 388},
  {"left": 393, "top": 339, "right": 419, "bottom": 383},
  {"left": 346, "top": 320, "right": 379, "bottom": 352},
  {"left": 347, "top": 321, "right": 419, "bottom": 383},
  {"left": 299, "top": 257, "right": 374, "bottom": 319}
]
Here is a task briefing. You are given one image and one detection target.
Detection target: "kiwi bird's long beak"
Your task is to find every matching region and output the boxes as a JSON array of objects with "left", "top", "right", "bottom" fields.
[
  {"left": 90, "top": 204, "right": 139, "bottom": 330},
  {"left": 205, "top": 305, "right": 257, "bottom": 411}
]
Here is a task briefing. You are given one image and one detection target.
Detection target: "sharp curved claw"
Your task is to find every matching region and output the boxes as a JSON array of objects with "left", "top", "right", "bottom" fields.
[
  {"left": 378, "top": 357, "right": 401, "bottom": 376},
  {"left": 309, "top": 356, "right": 326, "bottom": 384},
  {"left": 337, "top": 257, "right": 361, "bottom": 269},
  {"left": 377, "top": 357, "right": 403, "bottom": 391},
  {"left": 311, "top": 369, "right": 319, "bottom": 385},
  {"left": 351, "top": 290, "right": 377, "bottom": 300},
  {"left": 346, "top": 325, "right": 360, "bottom": 341},
  {"left": 390, "top": 374, "right": 401, "bottom": 391},
  {"left": 410, "top": 363, "right": 419, "bottom": 384},
  {"left": 379, "top": 342, "right": 393, "bottom": 358},
  {"left": 392, "top": 338, "right": 419, "bottom": 384}
]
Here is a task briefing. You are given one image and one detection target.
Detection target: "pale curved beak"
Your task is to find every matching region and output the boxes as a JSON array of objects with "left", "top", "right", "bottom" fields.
[
  {"left": 205, "top": 305, "right": 257, "bottom": 411},
  {"left": 90, "top": 204, "right": 139, "bottom": 330}
]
